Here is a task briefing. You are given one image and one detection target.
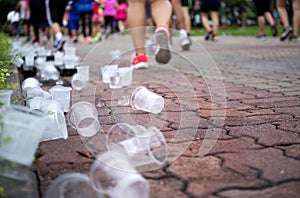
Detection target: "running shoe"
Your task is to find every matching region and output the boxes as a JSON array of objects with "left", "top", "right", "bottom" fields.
[
  {"left": 257, "top": 34, "right": 266, "bottom": 41},
  {"left": 280, "top": 26, "right": 292, "bottom": 41},
  {"left": 205, "top": 31, "right": 213, "bottom": 41},
  {"left": 289, "top": 34, "right": 298, "bottom": 42},
  {"left": 154, "top": 25, "right": 171, "bottom": 64},
  {"left": 271, "top": 25, "right": 278, "bottom": 37},
  {"left": 179, "top": 29, "right": 191, "bottom": 51},
  {"left": 131, "top": 54, "right": 149, "bottom": 69},
  {"left": 53, "top": 37, "right": 66, "bottom": 51}
]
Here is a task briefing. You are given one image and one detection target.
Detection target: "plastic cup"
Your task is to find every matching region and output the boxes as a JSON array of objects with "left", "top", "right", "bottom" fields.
[
  {"left": 21, "top": 77, "right": 41, "bottom": 96},
  {"left": 68, "top": 101, "right": 100, "bottom": 137},
  {"left": 106, "top": 123, "right": 168, "bottom": 167},
  {"left": 119, "top": 67, "right": 133, "bottom": 86},
  {"left": 45, "top": 172, "right": 104, "bottom": 198},
  {"left": 71, "top": 73, "right": 86, "bottom": 91},
  {"left": 64, "top": 46, "right": 76, "bottom": 57},
  {"left": 64, "top": 55, "right": 76, "bottom": 69},
  {"left": 130, "top": 86, "right": 164, "bottom": 114},
  {"left": 0, "top": 90, "right": 13, "bottom": 106},
  {"left": 26, "top": 96, "right": 47, "bottom": 112},
  {"left": 40, "top": 100, "right": 68, "bottom": 141},
  {"left": 109, "top": 71, "right": 122, "bottom": 89},
  {"left": 25, "top": 86, "right": 51, "bottom": 99},
  {"left": 49, "top": 85, "right": 72, "bottom": 112},
  {"left": 54, "top": 51, "right": 64, "bottom": 66},
  {"left": 100, "top": 64, "right": 118, "bottom": 83},
  {"left": 25, "top": 53, "right": 35, "bottom": 66},
  {"left": 0, "top": 105, "right": 48, "bottom": 166},
  {"left": 89, "top": 150, "right": 150, "bottom": 198},
  {"left": 76, "top": 65, "right": 90, "bottom": 82}
]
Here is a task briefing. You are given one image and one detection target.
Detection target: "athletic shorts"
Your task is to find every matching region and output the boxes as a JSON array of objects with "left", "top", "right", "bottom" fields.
[
  {"left": 200, "top": 3, "right": 220, "bottom": 13},
  {"left": 253, "top": 0, "right": 271, "bottom": 17},
  {"left": 46, "top": 0, "right": 67, "bottom": 26},
  {"left": 181, "top": 0, "right": 189, "bottom": 7}
]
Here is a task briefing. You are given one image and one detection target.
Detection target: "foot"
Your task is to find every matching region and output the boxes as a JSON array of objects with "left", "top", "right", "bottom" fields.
[
  {"left": 92, "top": 32, "right": 102, "bottom": 43},
  {"left": 280, "top": 26, "right": 292, "bottom": 41},
  {"left": 154, "top": 25, "right": 171, "bottom": 64},
  {"left": 257, "top": 34, "right": 266, "bottom": 41},
  {"left": 131, "top": 54, "right": 149, "bottom": 69},
  {"left": 179, "top": 29, "right": 191, "bottom": 51},
  {"left": 289, "top": 34, "right": 298, "bottom": 42},
  {"left": 205, "top": 31, "right": 213, "bottom": 41},
  {"left": 271, "top": 25, "right": 278, "bottom": 37},
  {"left": 53, "top": 37, "right": 66, "bottom": 52},
  {"left": 211, "top": 33, "right": 218, "bottom": 42}
]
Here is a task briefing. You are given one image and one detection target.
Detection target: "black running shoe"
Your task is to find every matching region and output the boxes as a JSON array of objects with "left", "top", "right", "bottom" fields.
[{"left": 280, "top": 26, "right": 292, "bottom": 41}]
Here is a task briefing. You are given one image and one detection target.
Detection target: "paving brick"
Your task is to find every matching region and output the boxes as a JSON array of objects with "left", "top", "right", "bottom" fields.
[
  {"left": 276, "top": 144, "right": 300, "bottom": 160},
  {"left": 148, "top": 178, "right": 187, "bottom": 198}
]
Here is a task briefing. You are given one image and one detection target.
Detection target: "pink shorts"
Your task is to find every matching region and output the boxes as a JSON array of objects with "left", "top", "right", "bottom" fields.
[{"left": 92, "top": 15, "right": 102, "bottom": 23}]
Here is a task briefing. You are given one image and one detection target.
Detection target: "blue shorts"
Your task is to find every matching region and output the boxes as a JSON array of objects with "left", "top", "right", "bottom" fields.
[{"left": 68, "top": 17, "right": 80, "bottom": 31}]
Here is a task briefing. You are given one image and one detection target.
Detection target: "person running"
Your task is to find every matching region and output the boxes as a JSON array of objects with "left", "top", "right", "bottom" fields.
[
  {"left": 66, "top": 0, "right": 80, "bottom": 43},
  {"left": 277, "top": 0, "right": 300, "bottom": 42},
  {"left": 115, "top": 0, "right": 128, "bottom": 35},
  {"left": 128, "top": 0, "right": 172, "bottom": 69},
  {"left": 171, "top": 0, "right": 191, "bottom": 50},
  {"left": 17, "top": 0, "right": 31, "bottom": 42},
  {"left": 46, "top": 0, "right": 68, "bottom": 51},
  {"left": 91, "top": 0, "right": 104, "bottom": 42},
  {"left": 253, "top": 0, "right": 278, "bottom": 40},
  {"left": 77, "top": 0, "right": 93, "bottom": 42},
  {"left": 103, "top": 0, "right": 118, "bottom": 38},
  {"left": 201, "top": 0, "right": 220, "bottom": 41},
  {"left": 7, "top": 6, "right": 21, "bottom": 38}
]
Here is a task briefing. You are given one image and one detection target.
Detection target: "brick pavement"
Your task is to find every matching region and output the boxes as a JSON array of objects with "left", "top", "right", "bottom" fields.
[{"left": 31, "top": 35, "right": 300, "bottom": 197}]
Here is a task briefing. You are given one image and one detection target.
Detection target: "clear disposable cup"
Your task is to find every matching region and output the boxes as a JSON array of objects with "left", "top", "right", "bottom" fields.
[
  {"left": 21, "top": 77, "right": 41, "bottom": 96},
  {"left": 26, "top": 96, "right": 47, "bottom": 112},
  {"left": 64, "top": 46, "right": 76, "bottom": 57},
  {"left": 40, "top": 100, "right": 68, "bottom": 141},
  {"left": 89, "top": 150, "right": 150, "bottom": 198},
  {"left": 71, "top": 73, "right": 86, "bottom": 91},
  {"left": 25, "top": 86, "right": 51, "bottom": 99},
  {"left": 109, "top": 71, "right": 122, "bottom": 89},
  {"left": 0, "top": 105, "right": 48, "bottom": 166},
  {"left": 25, "top": 53, "right": 35, "bottom": 66},
  {"left": 106, "top": 123, "right": 168, "bottom": 167},
  {"left": 54, "top": 51, "right": 64, "bottom": 66},
  {"left": 64, "top": 55, "right": 76, "bottom": 69},
  {"left": 119, "top": 67, "right": 133, "bottom": 86},
  {"left": 76, "top": 65, "right": 90, "bottom": 82},
  {"left": 68, "top": 101, "right": 100, "bottom": 137},
  {"left": 45, "top": 172, "right": 104, "bottom": 198},
  {"left": 49, "top": 85, "right": 72, "bottom": 112},
  {"left": 130, "top": 86, "right": 164, "bottom": 114},
  {"left": 0, "top": 90, "right": 13, "bottom": 106},
  {"left": 100, "top": 64, "right": 118, "bottom": 83}
]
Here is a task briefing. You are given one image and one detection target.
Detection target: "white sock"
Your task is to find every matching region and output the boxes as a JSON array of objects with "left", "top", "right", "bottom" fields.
[{"left": 55, "top": 32, "right": 63, "bottom": 40}]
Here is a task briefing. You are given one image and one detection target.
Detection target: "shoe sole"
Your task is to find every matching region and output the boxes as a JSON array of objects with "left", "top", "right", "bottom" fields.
[
  {"left": 181, "top": 39, "right": 191, "bottom": 51},
  {"left": 132, "top": 62, "right": 149, "bottom": 70},
  {"left": 155, "top": 32, "right": 171, "bottom": 64},
  {"left": 53, "top": 40, "right": 66, "bottom": 52},
  {"left": 280, "top": 29, "right": 292, "bottom": 41}
]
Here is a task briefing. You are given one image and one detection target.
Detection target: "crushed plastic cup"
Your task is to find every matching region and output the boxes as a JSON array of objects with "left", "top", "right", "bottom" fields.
[
  {"left": 40, "top": 100, "right": 68, "bottom": 141},
  {"left": 22, "top": 77, "right": 41, "bottom": 96},
  {"left": 0, "top": 105, "right": 48, "bottom": 166},
  {"left": 12, "top": 56, "right": 24, "bottom": 67},
  {"left": 25, "top": 87, "right": 51, "bottom": 99},
  {"left": 0, "top": 90, "right": 13, "bottom": 106},
  {"left": 71, "top": 73, "right": 86, "bottom": 91},
  {"left": 45, "top": 172, "right": 104, "bottom": 198},
  {"left": 119, "top": 67, "right": 133, "bottom": 86},
  {"left": 64, "top": 46, "right": 76, "bottom": 57},
  {"left": 89, "top": 150, "right": 150, "bottom": 198},
  {"left": 36, "top": 62, "right": 60, "bottom": 81},
  {"left": 106, "top": 123, "right": 168, "bottom": 167},
  {"left": 68, "top": 101, "right": 100, "bottom": 137},
  {"left": 76, "top": 65, "right": 90, "bottom": 82},
  {"left": 100, "top": 64, "right": 118, "bottom": 83},
  {"left": 130, "top": 86, "right": 164, "bottom": 114},
  {"left": 49, "top": 85, "right": 72, "bottom": 112},
  {"left": 26, "top": 96, "right": 47, "bottom": 112},
  {"left": 54, "top": 51, "right": 64, "bottom": 66}
]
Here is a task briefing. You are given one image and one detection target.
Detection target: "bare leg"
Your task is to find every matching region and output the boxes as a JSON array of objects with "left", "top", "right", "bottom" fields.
[
  {"left": 264, "top": 11, "right": 275, "bottom": 26},
  {"left": 182, "top": 7, "right": 191, "bottom": 34},
  {"left": 257, "top": 16, "right": 266, "bottom": 35},
  {"left": 211, "top": 11, "right": 219, "bottom": 35},
  {"left": 128, "top": 0, "right": 147, "bottom": 54},
  {"left": 292, "top": 0, "right": 300, "bottom": 36},
  {"left": 201, "top": 12, "right": 212, "bottom": 32},
  {"left": 171, "top": 0, "right": 185, "bottom": 30},
  {"left": 277, "top": 0, "right": 290, "bottom": 28},
  {"left": 150, "top": 0, "right": 172, "bottom": 27}
]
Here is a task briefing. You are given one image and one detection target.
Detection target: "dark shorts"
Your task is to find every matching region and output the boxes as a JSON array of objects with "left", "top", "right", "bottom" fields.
[
  {"left": 181, "top": 0, "right": 189, "bottom": 7},
  {"left": 200, "top": 3, "right": 220, "bottom": 13},
  {"left": 146, "top": 1, "right": 151, "bottom": 19},
  {"left": 253, "top": 0, "right": 271, "bottom": 16},
  {"left": 46, "top": 0, "right": 67, "bottom": 26}
]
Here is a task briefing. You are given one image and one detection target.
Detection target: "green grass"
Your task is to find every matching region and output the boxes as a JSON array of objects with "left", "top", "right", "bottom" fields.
[{"left": 191, "top": 25, "right": 292, "bottom": 37}]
